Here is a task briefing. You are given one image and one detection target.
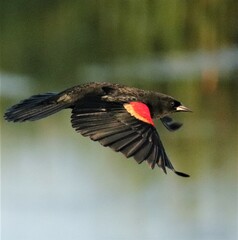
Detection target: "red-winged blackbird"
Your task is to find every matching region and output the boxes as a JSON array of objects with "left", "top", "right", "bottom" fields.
[{"left": 4, "top": 82, "right": 191, "bottom": 177}]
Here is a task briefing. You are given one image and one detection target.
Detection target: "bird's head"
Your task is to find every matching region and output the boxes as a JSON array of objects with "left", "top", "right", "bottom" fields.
[
  {"left": 167, "top": 99, "right": 191, "bottom": 113},
  {"left": 151, "top": 95, "right": 192, "bottom": 118}
]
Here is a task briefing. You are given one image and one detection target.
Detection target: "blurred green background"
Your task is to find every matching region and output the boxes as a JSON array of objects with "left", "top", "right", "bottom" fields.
[{"left": 1, "top": 1, "right": 238, "bottom": 240}]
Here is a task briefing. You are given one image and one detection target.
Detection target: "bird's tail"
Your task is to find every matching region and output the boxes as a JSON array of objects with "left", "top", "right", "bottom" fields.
[{"left": 4, "top": 92, "right": 71, "bottom": 122}]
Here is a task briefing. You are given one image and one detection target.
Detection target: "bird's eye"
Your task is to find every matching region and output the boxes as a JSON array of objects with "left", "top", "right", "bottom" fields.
[{"left": 170, "top": 101, "right": 175, "bottom": 107}]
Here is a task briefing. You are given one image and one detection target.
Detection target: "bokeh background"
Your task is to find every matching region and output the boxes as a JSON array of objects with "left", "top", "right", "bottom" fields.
[{"left": 1, "top": 1, "right": 238, "bottom": 240}]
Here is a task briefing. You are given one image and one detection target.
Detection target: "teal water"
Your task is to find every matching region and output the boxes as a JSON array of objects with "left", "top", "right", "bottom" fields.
[{"left": 1, "top": 77, "right": 237, "bottom": 240}]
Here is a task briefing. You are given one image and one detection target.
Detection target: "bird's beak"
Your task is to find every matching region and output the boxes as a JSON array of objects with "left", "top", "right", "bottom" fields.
[{"left": 176, "top": 105, "right": 192, "bottom": 112}]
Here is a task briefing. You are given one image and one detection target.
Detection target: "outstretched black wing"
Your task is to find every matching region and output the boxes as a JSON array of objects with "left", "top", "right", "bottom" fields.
[{"left": 71, "top": 101, "right": 189, "bottom": 177}]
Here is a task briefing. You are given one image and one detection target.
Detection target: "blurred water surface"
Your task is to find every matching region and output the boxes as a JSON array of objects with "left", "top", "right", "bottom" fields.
[{"left": 1, "top": 71, "right": 238, "bottom": 240}]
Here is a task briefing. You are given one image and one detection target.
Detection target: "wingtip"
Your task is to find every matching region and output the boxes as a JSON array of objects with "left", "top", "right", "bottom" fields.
[
  {"left": 160, "top": 117, "right": 183, "bottom": 132},
  {"left": 174, "top": 170, "right": 190, "bottom": 177}
]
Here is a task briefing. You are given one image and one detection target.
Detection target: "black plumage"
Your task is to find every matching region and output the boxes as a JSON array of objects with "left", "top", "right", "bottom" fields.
[{"left": 4, "top": 82, "right": 191, "bottom": 177}]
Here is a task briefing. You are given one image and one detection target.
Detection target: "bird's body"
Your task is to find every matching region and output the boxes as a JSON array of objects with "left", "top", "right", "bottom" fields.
[{"left": 4, "top": 82, "right": 191, "bottom": 177}]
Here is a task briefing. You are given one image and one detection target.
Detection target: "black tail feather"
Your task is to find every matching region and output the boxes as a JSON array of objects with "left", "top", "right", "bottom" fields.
[{"left": 4, "top": 93, "right": 70, "bottom": 122}]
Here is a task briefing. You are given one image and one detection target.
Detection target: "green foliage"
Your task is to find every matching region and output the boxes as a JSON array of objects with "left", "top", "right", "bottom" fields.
[{"left": 0, "top": 0, "right": 237, "bottom": 82}]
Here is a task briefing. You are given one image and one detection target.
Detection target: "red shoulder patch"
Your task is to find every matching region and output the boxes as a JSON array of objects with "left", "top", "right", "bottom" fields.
[{"left": 124, "top": 102, "right": 154, "bottom": 126}]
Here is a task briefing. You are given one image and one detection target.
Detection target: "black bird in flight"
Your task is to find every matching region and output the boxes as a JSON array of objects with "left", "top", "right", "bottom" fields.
[{"left": 4, "top": 82, "right": 191, "bottom": 177}]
